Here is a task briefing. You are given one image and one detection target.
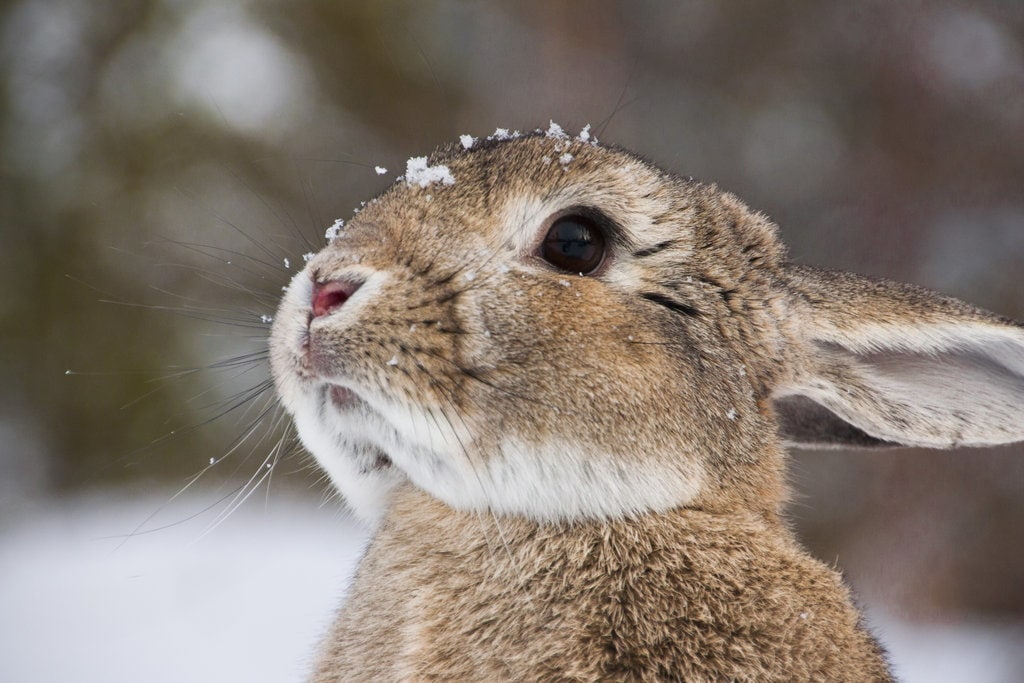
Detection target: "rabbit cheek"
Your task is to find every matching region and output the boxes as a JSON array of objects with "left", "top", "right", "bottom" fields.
[{"left": 452, "top": 287, "right": 709, "bottom": 519}]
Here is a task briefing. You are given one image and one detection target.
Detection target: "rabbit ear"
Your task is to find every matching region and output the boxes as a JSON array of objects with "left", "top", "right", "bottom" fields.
[{"left": 771, "top": 265, "right": 1024, "bottom": 449}]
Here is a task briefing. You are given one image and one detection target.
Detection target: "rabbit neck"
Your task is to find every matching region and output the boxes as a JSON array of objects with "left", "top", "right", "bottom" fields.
[{"left": 315, "top": 484, "right": 889, "bottom": 681}]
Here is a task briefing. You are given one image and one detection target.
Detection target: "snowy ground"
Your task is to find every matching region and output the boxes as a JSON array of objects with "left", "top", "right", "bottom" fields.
[{"left": 1, "top": 491, "right": 1021, "bottom": 682}]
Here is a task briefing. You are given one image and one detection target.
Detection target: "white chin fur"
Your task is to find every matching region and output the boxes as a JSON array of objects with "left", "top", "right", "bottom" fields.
[
  {"left": 290, "top": 391, "right": 404, "bottom": 527},
  {"left": 294, "top": 387, "right": 702, "bottom": 523},
  {"left": 401, "top": 436, "right": 703, "bottom": 522}
]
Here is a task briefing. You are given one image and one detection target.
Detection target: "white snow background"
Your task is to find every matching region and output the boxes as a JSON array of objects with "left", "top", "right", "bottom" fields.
[
  {"left": 0, "top": 492, "right": 366, "bottom": 683},
  {"left": 2, "top": 491, "right": 1023, "bottom": 682}
]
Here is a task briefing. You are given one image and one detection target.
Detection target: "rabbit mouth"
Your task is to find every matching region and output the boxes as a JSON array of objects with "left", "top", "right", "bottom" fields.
[
  {"left": 319, "top": 383, "right": 395, "bottom": 473},
  {"left": 367, "top": 450, "right": 394, "bottom": 472},
  {"left": 328, "top": 384, "right": 357, "bottom": 407}
]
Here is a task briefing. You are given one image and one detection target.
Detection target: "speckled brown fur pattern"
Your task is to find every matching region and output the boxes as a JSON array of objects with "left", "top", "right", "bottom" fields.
[
  {"left": 269, "top": 129, "right": 1024, "bottom": 681},
  {"left": 312, "top": 487, "right": 890, "bottom": 682}
]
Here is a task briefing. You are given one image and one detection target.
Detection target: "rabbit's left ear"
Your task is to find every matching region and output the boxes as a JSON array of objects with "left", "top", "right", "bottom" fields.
[{"left": 771, "top": 265, "right": 1024, "bottom": 449}]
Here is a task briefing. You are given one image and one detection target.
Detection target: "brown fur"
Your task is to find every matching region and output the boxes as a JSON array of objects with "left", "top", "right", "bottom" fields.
[
  {"left": 313, "top": 486, "right": 890, "bottom": 682},
  {"left": 269, "top": 130, "right": 1024, "bottom": 681}
]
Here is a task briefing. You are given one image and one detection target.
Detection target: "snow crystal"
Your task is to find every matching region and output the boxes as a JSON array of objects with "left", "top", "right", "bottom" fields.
[
  {"left": 558, "top": 279, "right": 571, "bottom": 287},
  {"left": 409, "top": 324, "right": 417, "bottom": 333},
  {"left": 483, "top": 329, "right": 491, "bottom": 339},
  {"left": 559, "top": 153, "right": 574, "bottom": 166},
  {"left": 302, "top": 252, "right": 315, "bottom": 262},
  {"left": 374, "top": 166, "right": 387, "bottom": 175},
  {"left": 459, "top": 134, "right": 475, "bottom": 149},
  {"left": 386, "top": 356, "right": 398, "bottom": 366},
  {"left": 260, "top": 314, "right": 273, "bottom": 324},
  {"left": 404, "top": 156, "right": 455, "bottom": 189},
  {"left": 541, "top": 156, "right": 552, "bottom": 165},
  {"left": 577, "top": 124, "right": 591, "bottom": 142},
  {"left": 546, "top": 121, "right": 568, "bottom": 139},
  {"left": 488, "top": 127, "right": 522, "bottom": 141},
  {"left": 325, "top": 219, "right": 345, "bottom": 241},
  {"left": 283, "top": 257, "right": 290, "bottom": 269},
  {"left": 209, "top": 457, "right": 216, "bottom": 465},
  {"left": 727, "top": 408, "right": 738, "bottom": 421}
]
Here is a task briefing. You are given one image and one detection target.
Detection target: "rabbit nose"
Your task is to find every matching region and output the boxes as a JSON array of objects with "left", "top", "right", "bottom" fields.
[{"left": 311, "top": 279, "right": 361, "bottom": 318}]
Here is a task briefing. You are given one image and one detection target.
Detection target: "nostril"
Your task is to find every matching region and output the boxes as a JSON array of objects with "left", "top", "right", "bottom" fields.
[{"left": 311, "top": 279, "right": 361, "bottom": 318}]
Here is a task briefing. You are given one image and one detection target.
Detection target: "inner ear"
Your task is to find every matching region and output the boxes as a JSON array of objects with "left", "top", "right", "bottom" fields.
[
  {"left": 772, "top": 394, "right": 899, "bottom": 449},
  {"left": 773, "top": 331, "right": 1024, "bottom": 449},
  {"left": 772, "top": 264, "right": 1024, "bottom": 450}
]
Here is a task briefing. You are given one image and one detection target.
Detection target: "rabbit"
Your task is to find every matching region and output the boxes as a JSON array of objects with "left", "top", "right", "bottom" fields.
[{"left": 269, "top": 124, "right": 1024, "bottom": 682}]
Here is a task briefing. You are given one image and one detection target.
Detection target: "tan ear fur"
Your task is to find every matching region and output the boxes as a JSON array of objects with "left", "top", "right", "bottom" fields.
[{"left": 773, "top": 264, "right": 1024, "bottom": 448}]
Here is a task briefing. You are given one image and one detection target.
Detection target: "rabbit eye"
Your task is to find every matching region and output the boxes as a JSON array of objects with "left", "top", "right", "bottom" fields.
[{"left": 540, "top": 214, "right": 607, "bottom": 274}]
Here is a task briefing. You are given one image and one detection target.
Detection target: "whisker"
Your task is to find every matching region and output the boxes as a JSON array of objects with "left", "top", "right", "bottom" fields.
[
  {"left": 220, "top": 161, "right": 319, "bottom": 255},
  {"left": 196, "top": 408, "right": 292, "bottom": 540},
  {"left": 146, "top": 237, "right": 287, "bottom": 277},
  {"left": 174, "top": 186, "right": 286, "bottom": 266},
  {"left": 109, "top": 481, "right": 250, "bottom": 546}
]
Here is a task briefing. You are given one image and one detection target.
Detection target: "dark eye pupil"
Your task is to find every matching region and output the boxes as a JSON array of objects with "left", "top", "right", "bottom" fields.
[{"left": 541, "top": 215, "right": 606, "bottom": 274}]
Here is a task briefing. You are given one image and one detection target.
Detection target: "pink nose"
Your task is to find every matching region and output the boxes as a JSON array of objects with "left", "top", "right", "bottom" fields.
[{"left": 311, "top": 279, "right": 361, "bottom": 318}]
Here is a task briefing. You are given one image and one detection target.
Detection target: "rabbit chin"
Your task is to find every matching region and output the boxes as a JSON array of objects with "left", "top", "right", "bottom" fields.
[
  {"left": 288, "top": 386, "right": 405, "bottom": 527},
  {"left": 290, "top": 383, "right": 705, "bottom": 525}
]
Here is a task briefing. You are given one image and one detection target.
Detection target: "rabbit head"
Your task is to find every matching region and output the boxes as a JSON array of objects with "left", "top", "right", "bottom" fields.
[{"left": 270, "top": 127, "right": 1024, "bottom": 526}]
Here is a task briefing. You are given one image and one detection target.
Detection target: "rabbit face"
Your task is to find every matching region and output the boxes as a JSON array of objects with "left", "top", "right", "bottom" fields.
[{"left": 270, "top": 133, "right": 790, "bottom": 524}]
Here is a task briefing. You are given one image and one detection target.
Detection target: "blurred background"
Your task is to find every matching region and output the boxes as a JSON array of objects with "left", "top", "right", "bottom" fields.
[{"left": 2, "top": 1, "right": 1023, "bottom": 681}]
